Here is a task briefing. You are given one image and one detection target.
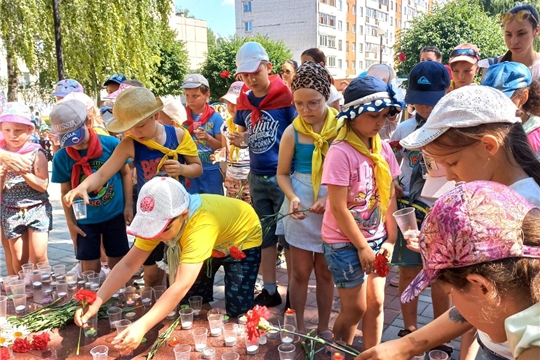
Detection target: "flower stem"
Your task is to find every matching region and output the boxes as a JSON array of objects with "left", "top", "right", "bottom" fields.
[
  {"left": 76, "top": 326, "right": 82, "bottom": 355},
  {"left": 274, "top": 327, "right": 360, "bottom": 357}
]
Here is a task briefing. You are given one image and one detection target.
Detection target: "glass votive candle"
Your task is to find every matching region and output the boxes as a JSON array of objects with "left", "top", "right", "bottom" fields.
[
  {"left": 65, "top": 271, "right": 78, "bottom": 290},
  {"left": 166, "top": 310, "right": 177, "bottom": 321},
  {"left": 280, "top": 324, "right": 295, "bottom": 344},
  {"left": 56, "top": 280, "right": 68, "bottom": 297},
  {"left": 13, "top": 294, "right": 27, "bottom": 314},
  {"left": 53, "top": 264, "right": 66, "bottom": 280},
  {"left": 141, "top": 287, "right": 153, "bottom": 307},
  {"left": 429, "top": 350, "right": 449, "bottom": 360},
  {"left": 188, "top": 295, "right": 202, "bottom": 316},
  {"left": 173, "top": 344, "right": 191, "bottom": 360},
  {"left": 82, "top": 270, "right": 95, "bottom": 282},
  {"left": 125, "top": 312, "right": 136, "bottom": 321},
  {"left": 36, "top": 261, "right": 49, "bottom": 269},
  {"left": 203, "top": 347, "right": 216, "bottom": 359},
  {"left": 412, "top": 353, "right": 426, "bottom": 360},
  {"left": 107, "top": 306, "right": 123, "bottom": 329},
  {"left": 88, "top": 273, "right": 100, "bottom": 285},
  {"left": 124, "top": 287, "right": 136, "bottom": 307},
  {"left": 115, "top": 319, "right": 132, "bottom": 357},
  {"left": 221, "top": 351, "right": 240, "bottom": 360},
  {"left": 245, "top": 335, "right": 259, "bottom": 355},
  {"left": 3, "top": 275, "right": 19, "bottom": 295},
  {"left": 223, "top": 323, "right": 238, "bottom": 346},
  {"left": 267, "top": 321, "right": 279, "bottom": 339},
  {"left": 208, "top": 313, "right": 224, "bottom": 336},
  {"left": 90, "top": 345, "right": 109, "bottom": 360},
  {"left": 179, "top": 308, "right": 194, "bottom": 329},
  {"left": 153, "top": 285, "right": 166, "bottom": 300},
  {"left": 191, "top": 327, "right": 208, "bottom": 352},
  {"left": 10, "top": 280, "right": 26, "bottom": 296},
  {"left": 278, "top": 343, "right": 296, "bottom": 360},
  {"left": 21, "top": 263, "right": 34, "bottom": 272},
  {"left": 40, "top": 266, "right": 52, "bottom": 284}
]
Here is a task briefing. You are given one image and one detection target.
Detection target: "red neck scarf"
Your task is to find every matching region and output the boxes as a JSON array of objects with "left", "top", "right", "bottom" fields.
[
  {"left": 66, "top": 128, "right": 103, "bottom": 190},
  {"left": 184, "top": 103, "right": 216, "bottom": 134},
  {"left": 236, "top": 75, "right": 293, "bottom": 127}
]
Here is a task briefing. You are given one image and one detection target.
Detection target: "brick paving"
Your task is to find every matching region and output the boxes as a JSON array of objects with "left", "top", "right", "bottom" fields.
[{"left": 0, "top": 165, "right": 462, "bottom": 358}]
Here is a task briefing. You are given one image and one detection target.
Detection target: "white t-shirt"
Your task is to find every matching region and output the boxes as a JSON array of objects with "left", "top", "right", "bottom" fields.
[{"left": 327, "top": 85, "right": 341, "bottom": 106}]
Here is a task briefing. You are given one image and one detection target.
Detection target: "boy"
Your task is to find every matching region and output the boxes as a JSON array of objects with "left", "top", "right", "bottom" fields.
[
  {"left": 419, "top": 45, "right": 442, "bottom": 62},
  {"left": 182, "top": 74, "right": 224, "bottom": 195},
  {"left": 230, "top": 42, "right": 296, "bottom": 307},
  {"left": 448, "top": 43, "right": 480, "bottom": 90},
  {"left": 50, "top": 99, "right": 132, "bottom": 275},
  {"left": 64, "top": 87, "right": 203, "bottom": 287}
]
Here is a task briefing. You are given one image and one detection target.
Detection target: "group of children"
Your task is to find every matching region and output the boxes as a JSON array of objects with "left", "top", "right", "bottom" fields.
[{"left": 1, "top": 4, "right": 540, "bottom": 359}]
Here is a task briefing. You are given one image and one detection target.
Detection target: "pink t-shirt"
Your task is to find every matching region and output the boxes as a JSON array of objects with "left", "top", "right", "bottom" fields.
[
  {"left": 321, "top": 140, "right": 401, "bottom": 243},
  {"left": 527, "top": 128, "right": 540, "bottom": 157}
]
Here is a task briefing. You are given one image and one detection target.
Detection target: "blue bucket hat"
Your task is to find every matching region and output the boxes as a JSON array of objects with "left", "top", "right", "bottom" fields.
[
  {"left": 338, "top": 76, "right": 402, "bottom": 119},
  {"left": 481, "top": 61, "right": 532, "bottom": 97},
  {"left": 405, "top": 61, "right": 450, "bottom": 106},
  {"left": 103, "top": 74, "right": 126, "bottom": 87}
]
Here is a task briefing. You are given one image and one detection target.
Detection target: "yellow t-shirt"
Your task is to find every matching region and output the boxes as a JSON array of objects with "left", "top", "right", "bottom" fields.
[{"left": 134, "top": 194, "right": 262, "bottom": 263}]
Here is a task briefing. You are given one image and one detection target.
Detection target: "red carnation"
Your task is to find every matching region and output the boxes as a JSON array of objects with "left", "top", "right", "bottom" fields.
[
  {"left": 13, "top": 338, "right": 31, "bottom": 353},
  {"left": 246, "top": 305, "right": 271, "bottom": 343},
  {"left": 31, "top": 332, "right": 51, "bottom": 351},
  {"left": 374, "top": 253, "right": 390, "bottom": 277},
  {"left": 74, "top": 289, "right": 97, "bottom": 305},
  {"left": 0, "top": 348, "right": 11, "bottom": 360},
  {"left": 398, "top": 52, "right": 406, "bottom": 62},
  {"left": 229, "top": 246, "right": 246, "bottom": 260},
  {"left": 220, "top": 70, "right": 231, "bottom": 79}
]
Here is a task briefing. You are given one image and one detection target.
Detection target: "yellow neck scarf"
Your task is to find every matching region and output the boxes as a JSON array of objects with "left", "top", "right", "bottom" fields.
[
  {"left": 293, "top": 106, "right": 339, "bottom": 201},
  {"left": 226, "top": 114, "right": 240, "bottom": 163},
  {"left": 335, "top": 125, "right": 392, "bottom": 219},
  {"left": 128, "top": 127, "right": 198, "bottom": 180}
]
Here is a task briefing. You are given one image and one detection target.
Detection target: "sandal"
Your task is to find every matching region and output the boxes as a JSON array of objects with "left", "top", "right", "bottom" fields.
[{"left": 398, "top": 329, "right": 413, "bottom": 337}]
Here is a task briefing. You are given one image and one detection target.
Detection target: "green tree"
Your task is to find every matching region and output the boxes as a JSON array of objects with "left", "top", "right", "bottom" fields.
[
  {"left": 394, "top": 0, "right": 506, "bottom": 76},
  {"left": 207, "top": 28, "right": 217, "bottom": 51},
  {"left": 149, "top": 31, "right": 190, "bottom": 96},
  {"left": 200, "top": 34, "right": 292, "bottom": 102}
]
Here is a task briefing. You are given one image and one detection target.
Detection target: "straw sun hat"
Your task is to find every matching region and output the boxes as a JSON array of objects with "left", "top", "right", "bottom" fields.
[{"left": 107, "top": 87, "right": 163, "bottom": 133}]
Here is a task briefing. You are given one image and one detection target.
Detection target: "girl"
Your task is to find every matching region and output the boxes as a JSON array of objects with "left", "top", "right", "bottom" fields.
[
  {"left": 480, "top": 4, "right": 540, "bottom": 79},
  {"left": 403, "top": 181, "right": 540, "bottom": 360},
  {"left": 357, "top": 85, "right": 540, "bottom": 359},
  {"left": 277, "top": 61, "right": 337, "bottom": 335},
  {"left": 0, "top": 103, "right": 51, "bottom": 273},
  {"left": 300, "top": 48, "right": 342, "bottom": 111},
  {"left": 280, "top": 60, "right": 298, "bottom": 89},
  {"left": 482, "top": 61, "right": 540, "bottom": 157},
  {"left": 64, "top": 87, "right": 203, "bottom": 288},
  {"left": 321, "top": 75, "right": 401, "bottom": 348}
]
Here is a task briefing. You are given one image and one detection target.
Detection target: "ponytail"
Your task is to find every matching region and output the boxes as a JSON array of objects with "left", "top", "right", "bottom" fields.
[
  {"left": 518, "top": 79, "right": 540, "bottom": 116},
  {"left": 506, "top": 123, "right": 540, "bottom": 185}
]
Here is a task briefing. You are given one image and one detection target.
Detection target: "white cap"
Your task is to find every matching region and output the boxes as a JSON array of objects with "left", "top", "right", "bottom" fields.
[
  {"left": 127, "top": 177, "right": 190, "bottom": 239},
  {"left": 400, "top": 86, "right": 521, "bottom": 150},
  {"left": 235, "top": 42, "right": 269, "bottom": 75},
  {"left": 63, "top": 92, "right": 95, "bottom": 110},
  {"left": 421, "top": 154, "right": 455, "bottom": 199},
  {"left": 161, "top": 96, "right": 187, "bottom": 126}
]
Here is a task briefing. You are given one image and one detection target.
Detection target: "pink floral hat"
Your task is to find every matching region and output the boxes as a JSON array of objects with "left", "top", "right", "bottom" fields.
[
  {"left": 0, "top": 102, "right": 34, "bottom": 129},
  {"left": 402, "top": 180, "right": 540, "bottom": 303}
]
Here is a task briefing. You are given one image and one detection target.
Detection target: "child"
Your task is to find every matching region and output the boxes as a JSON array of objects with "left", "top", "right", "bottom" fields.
[
  {"left": 388, "top": 61, "right": 453, "bottom": 352},
  {"left": 0, "top": 103, "right": 51, "bottom": 273},
  {"left": 220, "top": 81, "right": 251, "bottom": 203},
  {"left": 358, "top": 85, "right": 540, "bottom": 360},
  {"left": 419, "top": 45, "right": 442, "bottom": 62},
  {"left": 63, "top": 92, "right": 109, "bottom": 136},
  {"left": 158, "top": 96, "right": 187, "bottom": 127},
  {"left": 321, "top": 75, "right": 401, "bottom": 347},
  {"left": 74, "top": 177, "right": 263, "bottom": 352},
  {"left": 448, "top": 43, "right": 480, "bottom": 90},
  {"left": 182, "top": 74, "right": 224, "bottom": 195},
  {"left": 482, "top": 61, "right": 540, "bottom": 157},
  {"left": 50, "top": 99, "right": 131, "bottom": 275},
  {"left": 300, "top": 48, "right": 342, "bottom": 110},
  {"left": 64, "top": 87, "right": 202, "bottom": 287},
  {"left": 403, "top": 181, "right": 540, "bottom": 360},
  {"left": 277, "top": 61, "right": 337, "bottom": 334},
  {"left": 230, "top": 41, "right": 296, "bottom": 307}
]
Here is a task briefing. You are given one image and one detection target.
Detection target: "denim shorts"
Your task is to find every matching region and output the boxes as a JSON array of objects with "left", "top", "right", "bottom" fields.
[
  {"left": 322, "top": 238, "right": 385, "bottom": 289},
  {"left": 476, "top": 336, "right": 511, "bottom": 360}
]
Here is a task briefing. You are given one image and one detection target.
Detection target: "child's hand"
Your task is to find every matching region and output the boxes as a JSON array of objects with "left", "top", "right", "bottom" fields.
[
  {"left": 377, "top": 242, "right": 394, "bottom": 262},
  {"left": 358, "top": 247, "right": 375, "bottom": 274},
  {"left": 124, "top": 206, "right": 134, "bottom": 225},
  {"left": 289, "top": 197, "right": 306, "bottom": 220},
  {"left": 67, "top": 223, "right": 86, "bottom": 243},
  {"left": 194, "top": 128, "right": 208, "bottom": 140},
  {"left": 211, "top": 148, "right": 226, "bottom": 164},
  {"left": 64, "top": 187, "right": 89, "bottom": 207},
  {"left": 309, "top": 198, "right": 326, "bottom": 214},
  {"left": 404, "top": 230, "right": 421, "bottom": 253},
  {"left": 228, "top": 132, "right": 247, "bottom": 147},
  {"left": 161, "top": 159, "right": 184, "bottom": 178},
  {"left": 112, "top": 322, "right": 146, "bottom": 352},
  {"left": 0, "top": 165, "right": 5, "bottom": 179}
]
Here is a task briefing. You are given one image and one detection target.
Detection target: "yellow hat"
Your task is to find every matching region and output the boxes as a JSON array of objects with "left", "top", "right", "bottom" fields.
[{"left": 108, "top": 87, "right": 163, "bottom": 133}]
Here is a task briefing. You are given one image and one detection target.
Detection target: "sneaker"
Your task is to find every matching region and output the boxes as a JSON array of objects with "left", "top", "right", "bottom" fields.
[
  {"left": 390, "top": 275, "right": 400, "bottom": 287},
  {"left": 254, "top": 289, "right": 282, "bottom": 307}
]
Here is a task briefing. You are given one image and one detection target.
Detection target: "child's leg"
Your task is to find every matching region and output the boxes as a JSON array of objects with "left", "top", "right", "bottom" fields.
[
  {"left": 362, "top": 273, "right": 387, "bottom": 349},
  {"left": 1, "top": 230, "right": 16, "bottom": 275},
  {"left": 75, "top": 222, "right": 102, "bottom": 274},
  {"left": 289, "top": 246, "right": 314, "bottom": 332},
  {"left": 313, "top": 252, "right": 334, "bottom": 334},
  {"left": 431, "top": 280, "right": 451, "bottom": 319},
  {"left": 101, "top": 214, "right": 129, "bottom": 271},
  {"left": 334, "top": 285, "right": 367, "bottom": 345},
  {"left": 27, "top": 229, "right": 48, "bottom": 266},
  {"left": 8, "top": 233, "right": 29, "bottom": 273},
  {"left": 460, "top": 328, "right": 480, "bottom": 360},
  {"left": 399, "top": 266, "right": 422, "bottom": 332}
]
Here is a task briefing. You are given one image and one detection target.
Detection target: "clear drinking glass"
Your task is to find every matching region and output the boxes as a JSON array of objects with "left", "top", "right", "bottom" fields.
[
  {"left": 152, "top": 285, "right": 166, "bottom": 300},
  {"left": 221, "top": 352, "right": 240, "bottom": 360},
  {"left": 53, "top": 264, "right": 66, "bottom": 280},
  {"left": 90, "top": 345, "right": 109, "bottom": 360},
  {"left": 13, "top": 294, "right": 27, "bottom": 314},
  {"left": 107, "top": 306, "right": 123, "bottom": 329},
  {"left": 115, "top": 319, "right": 132, "bottom": 357},
  {"left": 179, "top": 308, "right": 194, "bottom": 329},
  {"left": 141, "top": 287, "right": 153, "bottom": 307},
  {"left": 191, "top": 327, "right": 208, "bottom": 352},
  {"left": 208, "top": 313, "right": 224, "bottom": 336},
  {"left": 393, "top": 207, "right": 419, "bottom": 234},
  {"left": 188, "top": 295, "right": 202, "bottom": 316},
  {"left": 56, "top": 280, "right": 68, "bottom": 297},
  {"left": 10, "top": 280, "right": 26, "bottom": 296},
  {"left": 0, "top": 296, "right": 7, "bottom": 317},
  {"left": 278, "top": 343, "right": 296, "bottom": 360},
  {"left": 73, "top": 199, "right": 87, "bottom": 220},
  {"left": 280, "top": 324, "right": 295, "bottom": 344},
  {"left": 173, "top": 344, "right": 191, "bottom": 360},
  {"left": 245, "top": 335, "right": 259, "bottom": 355},
  {"left": 429, "top": 350, "right": 449, "bottom": 360},
  {"left": 223, "top": 323, "right": 238, "bottom": 346},
  {"left": 66, "top": 271, "right": 78, "bottom": 290}
]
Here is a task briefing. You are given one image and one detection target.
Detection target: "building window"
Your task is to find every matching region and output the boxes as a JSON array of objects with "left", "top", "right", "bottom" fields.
[
  {"left": 358, "top": 43, "right": 363, "bottom": 53},
  {"left": 359, "top": 6, "right": 364, "bottom": 17},
  {"left": 320, "top": 35, "right": 328, "bottom": 47},
  {"left": 352, "top": 43, "right": 356, "bottom": 52},
  {"left": 338, "top": 20, "right": 342, "bottom": 30},
  {"left": 338, "top": 0, "right": 343, "bottom": 10},
  {"left": 338, "top": 59, "right": 343, "bottom": 69},
  {"left": 352, "top": 25, "right": 356, "bottom": 34},
  {"left": 347, "top": 3, "right": 349, "bottom": 12},
  {"left": 244, "top": 21, "right": 252, "bottom": 32},
  {"left": 338, "top": 40, "right": 343, "bottom": 50},
  {"left": 353, "top": 5, "right": 356, "bottom": 14},
  {"left": 346, "top": 60, "right": 349, "bottom": 69},
  {"left": 319, "top": 13, "right": 336, "bottom": 27},
  {"left": 346, "top": 41, "right": 349, "bottom": 52},
  {"left": 391, "top": 1, "right": 393, "bottom": 10},
  {"left": 359, "top": 61, "right": 364, "bottom": 70},
  {"left": 328, "top": 36, "right": 336, "bottom": 48},
  {"left": 359, "top": 25, "right": 364, "bottom": 35},
  {"left": 328, "top": 56, "right": 337, "bottom": 67},
  {"left": 346, "top": 22, "right": 349, "bottom": 32},
  {"left": 243, "top": 1, "right": 252, "bottom": 12},
  {"left": 352, "top": 61, "right": 356, "bottom": 70},
  {"left": 320, "top": 0, "right": 336, "bottom": 5}
]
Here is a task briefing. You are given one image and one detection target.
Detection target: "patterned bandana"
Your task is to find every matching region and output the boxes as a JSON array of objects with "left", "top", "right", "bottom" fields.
[
  {"left": 338, "top": 83, "right": 402, "bottom": 120},
  {"left": 291, "top": 61, "right": 332, "bottom": 100}
]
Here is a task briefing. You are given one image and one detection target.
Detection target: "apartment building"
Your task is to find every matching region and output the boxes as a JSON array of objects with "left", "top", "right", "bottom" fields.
[
  {"left": 236, "top": 0, "right": 431, "bottom": 78},
  {"left": 169, "top": 12, "right": 209, "bottom": 71}
]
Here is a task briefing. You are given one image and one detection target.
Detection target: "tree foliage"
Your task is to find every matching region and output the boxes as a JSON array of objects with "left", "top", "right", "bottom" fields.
[
  {"left": 394, "top": 0, "right": 507, "bottom": 75},
  {"left": 200, "top": 34, "right": 292, "bottom": 102}
]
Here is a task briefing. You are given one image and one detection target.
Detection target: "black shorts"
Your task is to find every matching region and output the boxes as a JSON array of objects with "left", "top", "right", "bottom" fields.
[
  {"left": 76, "top": 213, "right": 130, "bottom": 261},
  {"left": 143, "top": 241, "right": 165, "bottom": 266}
]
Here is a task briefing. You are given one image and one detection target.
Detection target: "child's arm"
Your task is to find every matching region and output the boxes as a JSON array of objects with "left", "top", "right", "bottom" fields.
[
  {"left": 63, "top": 138, "right": 134, "bottom": 205},
  {"left": 60, "top": 182, "right": 86, "bottom": 249},
  {"left": 227, "top": 125, "right": 248, "bottom": 148},
  {"left": 161, "top": 127, "right": 203, "bottom": 179},
  {"left": 327, "top": 184, "right": 375, "bottom": 273},
  {"left": 195, "top": 128, "right": 222, "bottom": 151},
  {"left": 21, "top": 151, "right": 49, "bottom": 193},
  {"left": 120, "top": 164, "right": 133, "bottom": 225},
  {"left": 0, "top": 148, "right": 32, "bottom": 173},
  {"left": 277, "top": 126, "right": 305, "bottom": 220},
  {"left": 378, "top": 186, "right": 398, "bottom": 261}
]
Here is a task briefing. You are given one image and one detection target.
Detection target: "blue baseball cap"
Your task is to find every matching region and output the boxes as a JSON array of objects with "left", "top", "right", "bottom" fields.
[
  {"left": 405, "top": 61, "right": 450, "bottom": 106},
  {"left": 103, "top": 74, "right": 126, "bottom": 87},
  {"left": 481, "top": 61, "right": 532, "bottom": 97}
]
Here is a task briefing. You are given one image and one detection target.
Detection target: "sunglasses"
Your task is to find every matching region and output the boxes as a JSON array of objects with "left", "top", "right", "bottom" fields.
[
  {"left": 449, "top": 48, "right": 480, "bottom": 60},
  {"left": 279, "top": 69, "right": 292, "bottom": 75},
  {"left": 500, "top": 9, "right": 539, "bottom": 25}
]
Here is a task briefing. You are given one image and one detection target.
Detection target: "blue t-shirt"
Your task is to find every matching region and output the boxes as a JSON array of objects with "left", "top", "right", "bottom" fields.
[
  {"left": 234, "top": 92, "right": 296, "bottom": 175},
  {"left": 51, "top": 135, "right": 126, "bottom": 224},
  {"left": 133, "top": 124, "right": 185, "bottom": 191},
  {"left": 185, "top": 111, "right": 223, "bottom": 171}
]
